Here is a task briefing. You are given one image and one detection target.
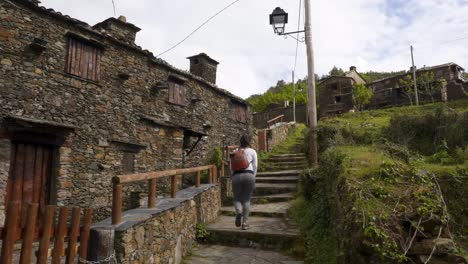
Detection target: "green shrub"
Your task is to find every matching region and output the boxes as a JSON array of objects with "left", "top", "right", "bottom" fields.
[
  {"left": 195, "top": 223, "right": 209, "bottom": 242},
  {"left": 206, "top": 147, "right": 222, "bottom": 169},
  {"left": 387, "top": 106, "right": 468, "bottom": 155}
]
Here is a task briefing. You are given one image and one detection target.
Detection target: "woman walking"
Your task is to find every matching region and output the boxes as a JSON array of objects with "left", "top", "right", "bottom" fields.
[{"left": 231, "top": 134, "right": 257, "bottom": 230}]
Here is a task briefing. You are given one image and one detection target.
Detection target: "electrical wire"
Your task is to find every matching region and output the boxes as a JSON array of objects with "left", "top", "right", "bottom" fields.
[
  {"left": 156, "top": 0, "right": 241, "bottom": 58},
  {"left": 293, "top": 0, "right": 303, "bottom": 73},
  {"left": 111, "top": 0, "right": 116, "bottom": 17}
]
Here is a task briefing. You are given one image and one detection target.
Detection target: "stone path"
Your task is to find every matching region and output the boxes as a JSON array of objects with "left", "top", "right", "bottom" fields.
[
  {"left": 185, "top": 245, "right": 299, "bottom": 264},
  {"left": 185, "top": 142, "right": 306, "bottom": 263}
]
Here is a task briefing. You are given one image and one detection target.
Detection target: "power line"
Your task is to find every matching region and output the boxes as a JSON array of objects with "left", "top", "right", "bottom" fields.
[
  {"left": 111, "top": 0, "right": 116, "bottom": 17},
  {"left": 156, "top": 0, "right": 241, "bottom": 58},
  {"left": 293, "top": 0, "right": 303, "bottom": 73}
]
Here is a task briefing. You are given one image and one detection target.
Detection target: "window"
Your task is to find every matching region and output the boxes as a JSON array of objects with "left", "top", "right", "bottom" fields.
[
  {"left": 168, "top": 82, "right": 186, "bottom": 106},
  {"left": 65, "top": 37, "right": 102, "bottom": 82},
  {"left": 233, "top": 104, "right": 247, "bottom": 123},
  {"left": 122, "top": 152, "right": 135, "bottom": 173},
  {"left": 335, "top": 96, "right": 342, "bottom": 103}
]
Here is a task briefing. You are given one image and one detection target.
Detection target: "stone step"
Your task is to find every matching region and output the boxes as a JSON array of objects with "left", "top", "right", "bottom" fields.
[
  {"left": 257, "top": 170, "right": 302, "bottom": 177},
  {"left": 251, "top": 193, "right": 295, "bottom": 204},
  {"left": 254, "top": 183, "right": 297, "bottom": 195},
  {"left": 270, "top": 154, "right": 305, "bottom": 158},
  {"left": 221, "top": 202, "right": 291, "bottom": 218},
  {"left": 267, "top": 156, "right": 306, "bottom": 162},
  {"left": 255, "top": 176, "right": 299, "bottom": 184},
  {"left": 206, "top": 216, "right": 299, "bottom": 250},
  {"left": 183, "top": 245, "right": 301, "bottom": 263},
  {"left": 263, "top": 165, "right": 304, "bottom": 172},
  {"left": 266, "top": 161, "right": 306, "bottom": 166}
]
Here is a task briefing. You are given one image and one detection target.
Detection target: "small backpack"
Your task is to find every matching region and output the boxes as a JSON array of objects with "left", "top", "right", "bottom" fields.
[{"left": 230, "top": 148, "right": 250, "bottom": 172}]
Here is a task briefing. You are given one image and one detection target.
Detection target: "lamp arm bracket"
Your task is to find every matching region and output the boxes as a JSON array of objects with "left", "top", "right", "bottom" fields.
[{"left": 279, "top": 30, "right": 305, "bottom": 36}]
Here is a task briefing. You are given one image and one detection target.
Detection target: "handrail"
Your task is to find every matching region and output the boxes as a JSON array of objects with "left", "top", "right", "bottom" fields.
[
  {"left": 267, "top": 114, "right": 284, "bottom": 125},
  {"left": 112, "top": 164, "right": 218, "bottom": 225}
]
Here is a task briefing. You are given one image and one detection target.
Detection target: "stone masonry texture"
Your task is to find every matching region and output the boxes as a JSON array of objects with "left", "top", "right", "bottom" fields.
[
  {"left": 0, "top": 0, "right": 252, "bottom": 221},
  {"left": 110, "top": 185, "right": 220, "bottom": 264}
]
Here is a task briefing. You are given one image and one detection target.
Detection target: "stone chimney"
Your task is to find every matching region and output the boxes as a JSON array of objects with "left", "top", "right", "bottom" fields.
[
  {"left": 93, "top": 16, "right": 141, "bottom": 45},
  {"left": 187, "top": 53, "right": 219, "bottom": 84},
  {"left": 350, "top": 66, "right": 357, "bottom": 71}
]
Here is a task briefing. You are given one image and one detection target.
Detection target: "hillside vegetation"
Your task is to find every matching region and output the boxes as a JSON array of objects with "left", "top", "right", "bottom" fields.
[
  {"left": 246, "top": 68, "right": 409, "bottom": 113},
  {"left": 292, "top": 98, "right": 468, "bottom": 263}
]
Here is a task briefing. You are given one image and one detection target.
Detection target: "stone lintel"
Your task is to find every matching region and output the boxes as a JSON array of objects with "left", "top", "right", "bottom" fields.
[
  {"left": 110, "top": 139, "right": 147, "bottom": 153},
  {"left": 5, "top": 115, "right": 77, "bottom": 131}
]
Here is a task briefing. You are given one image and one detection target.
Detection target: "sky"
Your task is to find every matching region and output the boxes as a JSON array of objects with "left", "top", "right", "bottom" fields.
[{"left": 40, "top": 0, "right": 468, "bottom": 99}]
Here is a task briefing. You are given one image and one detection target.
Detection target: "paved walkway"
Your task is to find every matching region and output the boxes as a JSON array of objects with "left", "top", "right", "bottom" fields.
[
  {"left": 185, "top": 140, "right": 306, "bottom": 263},
  {"left": 185, "top": 245, "right": 299, "bottom": 264}
]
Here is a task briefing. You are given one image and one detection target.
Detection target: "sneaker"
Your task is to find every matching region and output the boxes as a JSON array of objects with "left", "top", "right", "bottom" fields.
[
  {"left": 241, "top": 222, "right": 249, "bottom": 230},
  {"left": 235, "top": 214, "right": 242, "bottom": 227}
]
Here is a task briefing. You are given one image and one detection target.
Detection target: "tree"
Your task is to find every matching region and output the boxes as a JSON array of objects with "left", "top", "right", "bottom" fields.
[
  {"left": 352, "top": 83, "right": 373, "bottom": 111},
  {"left": 329, "top": 66, "right": 345, "bottom": 76},
  {"left": 399, "top": 71, "right": 441, "bottom": 104}
]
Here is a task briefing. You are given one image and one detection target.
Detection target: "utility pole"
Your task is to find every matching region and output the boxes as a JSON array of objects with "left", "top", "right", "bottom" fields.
[
  {"left": 304, "top": 0, "right": 318, "bottom": 167},
  {"left": 411, "top": 45, "right": 419, "bottom": 106},
  {"left": 292, "top": 71, "right": 296, "bottom": 123}
]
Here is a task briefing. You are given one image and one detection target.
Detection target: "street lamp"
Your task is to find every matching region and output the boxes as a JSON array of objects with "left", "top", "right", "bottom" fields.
[
  {"left": 269, "top": 4, "right": 318, "bottom": 167},
  {"left": 269, "top": 7, "right": 305, "bottom": 36},
  {"left": 269, "top": 7, "right": 288, "bottom": 34}
]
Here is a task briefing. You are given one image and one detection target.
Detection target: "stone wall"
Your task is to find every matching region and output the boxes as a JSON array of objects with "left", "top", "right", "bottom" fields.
[
  {"left": 0, "top": 0, "right": 252, "bottom": 221},
  {"left": 267, "top": 122, "right": 297, "bottom": 152},
  {"left": 368, "top": 64, "right": 466, "bottom": 108},
  {"left": 92, "top": 184, "right": 220, "bottom": 264},
  {"left": 318, "top": 77, "right": 355, "bottom": 118}
]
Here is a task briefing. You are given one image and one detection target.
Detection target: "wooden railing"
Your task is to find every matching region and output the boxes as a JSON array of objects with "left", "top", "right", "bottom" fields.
[
  {"left": 267, "top": 114, "right": 284, "bottom": 128},
  {"left": 221, "top": 145, "right": 239, "bottom": 177},
  {"left": 0, "top": 202, "right": 93, "bottom": 264},
  {"left": 111, "top": 165, "right": 218, "bottom": 225}
]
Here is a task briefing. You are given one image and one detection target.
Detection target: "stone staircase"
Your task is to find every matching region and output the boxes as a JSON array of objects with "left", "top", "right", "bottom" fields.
[{"left": 185, "top": 145, "right": 306, "bottom": 263}]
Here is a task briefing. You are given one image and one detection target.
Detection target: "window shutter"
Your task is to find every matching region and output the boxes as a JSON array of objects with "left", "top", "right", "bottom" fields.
[{"left": 66, "top": 38, "right": 102, "bottom": 82}]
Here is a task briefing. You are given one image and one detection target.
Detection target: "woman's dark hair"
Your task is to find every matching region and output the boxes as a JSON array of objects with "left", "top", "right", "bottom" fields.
[{"left": 240, "top": 134, "right": 251, "bottom": 148}]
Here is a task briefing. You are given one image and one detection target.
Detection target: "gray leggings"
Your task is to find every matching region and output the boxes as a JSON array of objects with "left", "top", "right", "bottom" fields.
[{"left": 232, "top": 171, "right": 255, "bottom": 222}]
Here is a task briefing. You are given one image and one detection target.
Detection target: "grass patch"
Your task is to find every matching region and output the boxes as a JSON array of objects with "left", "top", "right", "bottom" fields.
[{"left": 297, "top": 98, "right": 468, "bottom": 263}]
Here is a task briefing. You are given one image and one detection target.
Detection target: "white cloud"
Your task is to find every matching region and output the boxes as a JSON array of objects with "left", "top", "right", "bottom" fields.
[{"left": 40, "top": 0, "right": 468, "bottom": 98}]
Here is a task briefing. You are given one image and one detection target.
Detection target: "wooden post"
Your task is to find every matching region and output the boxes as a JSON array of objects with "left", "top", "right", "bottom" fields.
[
  {"left": 112, "top": 184, "right": 122, "bottom": 225},
  {"left": 66, "top": 208, "right": 81, "bottom": 264},
  {"left": 52, "top": 207, "right": 69, "bottom": 264},
  {"left": 171, "top": 175, "right": 178, "bottom": 198},
  {"left": 148, "top": 179, "right": 157, "bottom": 208},
  {"left": 196, "top": 171, "right": 201, "bottom": 187},
  {"left": 0, "top": 202, "right": 20, "bottom": 264},
  {"left": 213, "top": 165, "right": 218, "bottom": 183},
  {"left": 78, "top": 208, "right": 93, "bottom": 261},
  {"left": 208, "top": 168, "right": 213, "bottom": 184},
  {"left": 38, "top": 205, "right": 55, "bottom": 264},
  {"left": 221, "top": 160, "right": 225, "bottom": 177},
  {"left": 20, "top": 203, "right": 39, "bottom": 264}
]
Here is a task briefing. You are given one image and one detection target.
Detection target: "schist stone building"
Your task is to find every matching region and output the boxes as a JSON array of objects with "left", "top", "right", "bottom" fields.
[
  {"left": 319, "top": 63, "right": 467, "bottom": 117},
  {"left": 0, "top": 0, "right": 251, "bottom": 221}
]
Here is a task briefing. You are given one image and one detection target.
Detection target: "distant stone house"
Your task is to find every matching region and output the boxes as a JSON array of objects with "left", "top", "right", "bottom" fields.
[
  {"left": 0, "top": 0, "right": 251, "bottom": 221},
  {"left": 367, "top": 62, "right": 467, "bottom": 108},
  {"left": 318, "top": 66, "right": 366, "bottom": 117},
  {"left": 318, "top": 64, "right": 467, "bottom": 117}
]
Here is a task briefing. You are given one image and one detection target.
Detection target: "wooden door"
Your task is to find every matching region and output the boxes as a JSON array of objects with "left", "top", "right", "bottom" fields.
[{"left": 5, "top": 143, "right": 53, "bottom": 222}]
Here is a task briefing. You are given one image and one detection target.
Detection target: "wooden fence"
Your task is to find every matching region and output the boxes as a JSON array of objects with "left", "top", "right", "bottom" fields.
[
  {"left": 0, "top": 202, "right": 93, "bottom": 264},
  {"left": 111, "top": 164, "right": 218, "bottom": 225},
  {"left": 267, "top": 114, "right": 284, "bottom": 128}
]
